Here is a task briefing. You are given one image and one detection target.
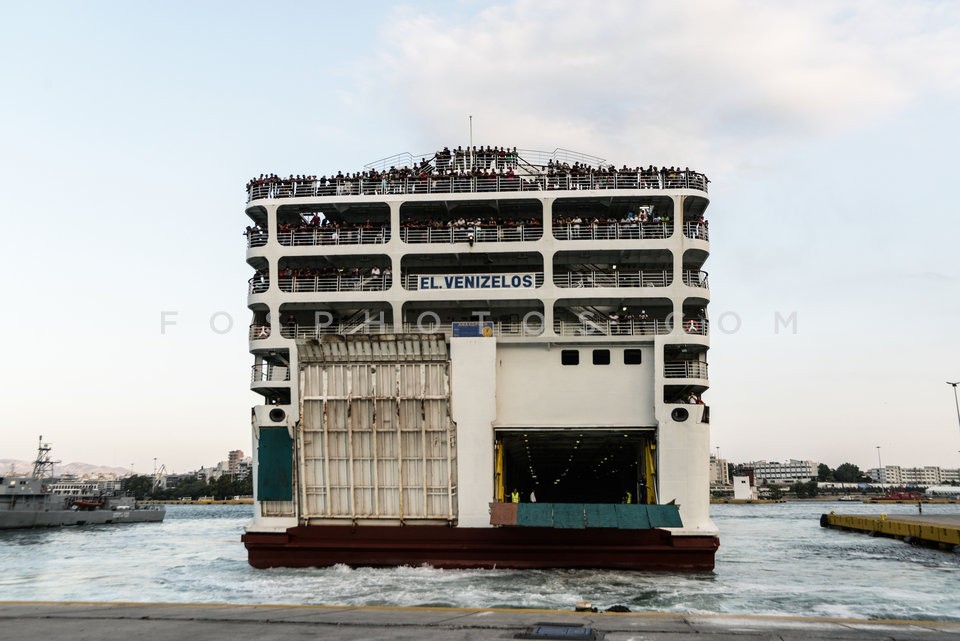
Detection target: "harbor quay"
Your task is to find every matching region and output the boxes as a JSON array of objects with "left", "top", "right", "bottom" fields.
[
  {"left": 821, "top": 513, "right": 960, "bottom": 550},
  {"left": 1, "top": 602, "right": 959, "bottom": 641}
]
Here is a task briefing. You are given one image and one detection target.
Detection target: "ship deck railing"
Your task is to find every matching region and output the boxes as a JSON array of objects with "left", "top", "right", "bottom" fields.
[
  {"left": 245, "top": 231, "right": 268, "bottom": 248},
  {"left": 269, "top": 318, "right": 709, "bottom": 339},
  {"left": 399, "top": 225, "right": 542, "bottom": 243},
  {"left": 278, "top": 321, "right": 545, "bottom": 339},
  {"left": 277, "top": 275, "right": 392, "bottom": 293},
  {"left": 248, "top": 278, "right": 268, "bottom": 295},
  {"left": 553, "top": 318, "right": 692, "bottom": 336},
  {"left": 682, "top": 270, "right": 709, "bottom": 288},
  {"left": 664, "top": 360, "right": 709, "bottom": 378},
  {"left": 251, "top": 363, "right": 290, "bottom": 382},
  {"left": 250, "top": 271, "right": 706, "bottom": 295},
  {"left": 683, "top": 221, "right": 709, "bottom": 241},
  {"left": 246, "top": 172, "right": 708, "bottom": 202},
  {"left": 246, "top": 221, "right": 710, "bottom": 247},
  {"left": 555, "top": 269, "right": 707, "bottom": 289},
  {"left": 275, "top": 227, "right": 390, "bottom": 247},
  {"left": 552, "top": 222, "right": 673, "bottom": 241}
]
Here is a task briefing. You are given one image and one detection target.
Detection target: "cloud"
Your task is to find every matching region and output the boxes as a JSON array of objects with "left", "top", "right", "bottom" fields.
[{"left": 374, "top": 1, "right": 960, "bottom": 169}]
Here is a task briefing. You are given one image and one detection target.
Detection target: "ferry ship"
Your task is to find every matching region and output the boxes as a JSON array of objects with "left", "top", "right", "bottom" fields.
[{"left": 241, "top": 146, "right": 718, "bottom": 570}]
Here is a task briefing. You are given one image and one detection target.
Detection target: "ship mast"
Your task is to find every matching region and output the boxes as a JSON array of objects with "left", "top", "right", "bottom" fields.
[{"left": 31, "top": 435, "right": 60, "bottom": 479}]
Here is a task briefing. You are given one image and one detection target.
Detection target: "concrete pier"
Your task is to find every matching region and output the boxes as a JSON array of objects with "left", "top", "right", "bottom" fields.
[
  {"left": 1, "top": 601, "right": 959, "bottom": 640},
  {"left": 821, "top": 513, "right": 960, "bottom": 550}
]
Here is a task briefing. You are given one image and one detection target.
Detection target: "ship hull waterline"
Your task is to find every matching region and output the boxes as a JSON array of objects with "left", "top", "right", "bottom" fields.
[
  {"left": 243, "top": 525, "right": 719, "bottom": 571},
  {"left": 0, "top": 509, "right": 165, "bottom": 530}
]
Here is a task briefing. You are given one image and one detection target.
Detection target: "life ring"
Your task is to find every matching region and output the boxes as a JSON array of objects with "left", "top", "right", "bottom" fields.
[{"left": 685, "top": 320, "right": 699, "bottom": 333}]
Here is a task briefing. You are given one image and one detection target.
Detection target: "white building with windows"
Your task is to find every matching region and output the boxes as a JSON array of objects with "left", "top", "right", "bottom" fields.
[
  {"left": 709, "top": 455, "right": 730, "bottom": 486},
  {"left": 749, "top": 460, "right": 817, "bottom": 485},
  {"left": 867, "top": 465, "right": 958, "bottom": 485}
]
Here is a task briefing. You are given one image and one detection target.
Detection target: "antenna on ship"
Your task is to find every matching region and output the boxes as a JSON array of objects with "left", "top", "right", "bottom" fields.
[{"left": 31, "top": 435, "right": 60, "bottom": 479}]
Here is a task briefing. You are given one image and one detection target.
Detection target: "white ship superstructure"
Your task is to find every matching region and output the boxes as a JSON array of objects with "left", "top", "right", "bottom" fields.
[{"left": 242, "top": 147, "right": 717, "bottom": 569}]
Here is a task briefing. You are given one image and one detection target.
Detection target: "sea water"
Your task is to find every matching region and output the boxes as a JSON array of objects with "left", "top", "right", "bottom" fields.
[{"left": 1, "top": 502, "right": 958, "bottom": 620}]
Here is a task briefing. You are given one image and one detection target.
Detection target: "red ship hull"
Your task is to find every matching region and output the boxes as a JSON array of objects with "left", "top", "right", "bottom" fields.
[{"left": 243, "top": 525, "right": 719, "bottom": 571}]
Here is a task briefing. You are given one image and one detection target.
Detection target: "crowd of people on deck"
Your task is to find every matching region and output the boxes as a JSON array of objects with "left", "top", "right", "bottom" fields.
[
  {"left": 250, "top": 264, "right": 394, "bottom": 293},
  {"left": 400, "top": 216, "right": 541, "bottom": 230},
  {"left": 245, "top": 210, "right": 706, "bottom": 245},
  {"left": 277, "top": 264, "right": 391, "bottom": 291},
  {"left": 277, "top": 216, "right": 386, "bottom": 241},
  {"left": 433, "top": 146, "right": 520, "bottom": 172},
  {"left": 246, "top": 147, "right": 709, "bottom": 198},
  {"left": 553, "top": 209, "right": 670, "bottom": 227}
]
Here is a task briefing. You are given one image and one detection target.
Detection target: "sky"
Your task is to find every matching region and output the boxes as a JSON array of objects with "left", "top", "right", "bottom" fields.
[{"left": 1, "top": 0, "right": 959, "bottom": 474}]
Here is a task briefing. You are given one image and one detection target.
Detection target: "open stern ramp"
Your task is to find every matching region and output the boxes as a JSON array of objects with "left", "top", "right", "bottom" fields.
[{"left": 296, "top": 335, "right": 457, "bottom": 524}]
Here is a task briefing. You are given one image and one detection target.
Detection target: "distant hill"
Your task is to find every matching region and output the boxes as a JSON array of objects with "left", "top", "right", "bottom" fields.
[{"left": 0, "top": 459, "right": 133, "bottom": 478}]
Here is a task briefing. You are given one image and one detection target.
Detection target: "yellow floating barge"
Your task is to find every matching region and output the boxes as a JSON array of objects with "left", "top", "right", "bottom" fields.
[{"left": 820, "top": 513, "right": 960, "bottom": 551}]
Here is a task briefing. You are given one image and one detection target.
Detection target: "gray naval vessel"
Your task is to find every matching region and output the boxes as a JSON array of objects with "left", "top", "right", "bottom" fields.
[{"left": 0, "top": 437, "right": 164, "bottom": 529}]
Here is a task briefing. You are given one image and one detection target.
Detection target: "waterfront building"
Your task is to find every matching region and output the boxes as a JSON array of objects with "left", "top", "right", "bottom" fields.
[
  {"left": 235, "top": 457, "right": 252, "bottom": 481},
  {"left": 867, "top": 465, "right": 959, "bottom": 485},
  {"left": 241, "top": 147, "right": 717, "bottom": 569},
  {"left": 228, "top": 450, "right": 244, "bottom": 476},
  {"left": 710, "top": 455, "right": 730, "bottom": 486},
  {"left": 732, "top": 476, "right": 756, "bottom": 500},
  {"left": 748, "top": 460, "right": 817, "bottom": 485}
]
